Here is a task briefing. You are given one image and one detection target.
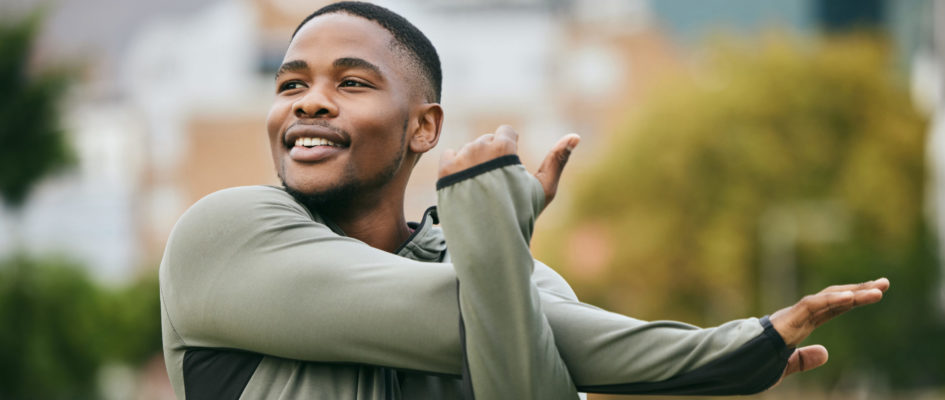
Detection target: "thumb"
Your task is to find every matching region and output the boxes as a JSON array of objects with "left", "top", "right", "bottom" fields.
[
  {"left": 536, "top": 134, "right": 581, "bottom": 204},
  {"left": 774, "top": 345, "right": 828, "bottom": 387}
]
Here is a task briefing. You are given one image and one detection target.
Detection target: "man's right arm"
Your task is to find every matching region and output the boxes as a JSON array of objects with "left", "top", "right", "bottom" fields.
[{"left": 160, "top": 185, "right": 466, "bottom": 375}]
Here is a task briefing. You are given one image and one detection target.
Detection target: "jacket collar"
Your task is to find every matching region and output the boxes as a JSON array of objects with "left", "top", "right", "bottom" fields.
[
  {"left": 287, "top": 185, "right": 446, "bottom": 263},
  {"left": 395, "top": 206, "right": 446, "bottom": 262}
]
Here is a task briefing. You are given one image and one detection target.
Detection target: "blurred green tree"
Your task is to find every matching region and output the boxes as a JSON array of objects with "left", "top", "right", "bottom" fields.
[
  {"left": 537, "top": 34, "right": 944, "bottom": 389},
  {"left": 0, "top": 255, "right": 162, "bottom": 399},
  {"left": 0, "top": 12, "right": 74, "bottom": 210},
  {"left": 0, "top": 13, "right": 162, "bottom": 399}
]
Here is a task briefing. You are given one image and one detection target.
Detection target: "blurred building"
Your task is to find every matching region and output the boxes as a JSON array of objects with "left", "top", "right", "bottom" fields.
[
  {"left": 0, "top": 0, "right": 676, "bottom": 276},
  {"left": 0, "top": 0, "right": 940, "bottom": 301}
]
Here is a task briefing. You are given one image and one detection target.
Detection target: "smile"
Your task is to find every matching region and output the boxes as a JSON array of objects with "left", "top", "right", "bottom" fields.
[
  {"left": 283, "top": 123, "right": 351, "bottom": 151},
  {"left": 294, "top": 137, "right": 345, "bottom": 148}
]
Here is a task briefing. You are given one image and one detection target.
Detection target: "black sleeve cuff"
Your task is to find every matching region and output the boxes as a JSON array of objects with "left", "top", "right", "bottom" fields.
[
  {"left": 759, "top": 315, "right": 789, "bottom": 351},
  {"left": 579, "top": 316, "right": 794, "bottom": 396},
  {"left": 436, "top": 155, "right": 521, "bottom": 190}
]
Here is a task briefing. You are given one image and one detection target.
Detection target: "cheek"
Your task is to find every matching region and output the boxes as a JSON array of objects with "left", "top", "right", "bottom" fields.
[
  {"left": 356, "top": 115, "right": 406, "bottom": 159},
  {"left": 357, "top": 99, "right": 409, "bottom": 145},
  {"left": 266, "top": 102, "right": 291, "bottom": 152}
]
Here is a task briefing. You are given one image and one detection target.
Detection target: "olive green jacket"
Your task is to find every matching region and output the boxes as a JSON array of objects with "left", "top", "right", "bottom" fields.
[{"left": 160, "top": 156, "right": 790, "bottom": 399}]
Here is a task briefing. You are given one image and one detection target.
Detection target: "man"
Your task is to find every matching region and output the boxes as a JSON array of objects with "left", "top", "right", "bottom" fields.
[{"left": 159, "top": 2, "right": 889, "bottom": 399}]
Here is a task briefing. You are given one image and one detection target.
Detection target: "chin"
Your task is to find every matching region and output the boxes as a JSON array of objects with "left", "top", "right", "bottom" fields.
[
  {"left": 282, "top": 177, "right": 360, "bottom": 214},
  {"left": 284, "top": 176, "right": 341, "bottom": 196},
  {"left": 280, "top": 161, "right": 341, "bottom": 192}
]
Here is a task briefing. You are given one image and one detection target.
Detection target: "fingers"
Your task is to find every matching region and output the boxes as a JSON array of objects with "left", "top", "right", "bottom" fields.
[
  {"left": 437, "top": 125, "right": 519, "bottom": 178},
  {"left": 874, "top": 277, "right": 891, "bottom": 291},
  {"left": 438, "top": 126, "right": 581, "bottom": 192},
  {"left": 805, "top": 291, "right": 856, "bottom": 328},
  {"left": 535, "top": 133, "right": 581, "bottom": 204},
  {"left": 771, "top": 277, "right": 888, "bottom": 346},
  {"left": 807, "top": 288, "right": 883, "bottom": 326},
  {"left": 776, "top": 291, "right": 854, "bottom": 345},
  {"left": 806, "top": 279, "right": 887, "bottom": 325},
  {"left": 820, "top": 278, "right": 890, "bottom": 294},
  {"left": 494, "top": 125, "right": 518, "bottom": 143}
]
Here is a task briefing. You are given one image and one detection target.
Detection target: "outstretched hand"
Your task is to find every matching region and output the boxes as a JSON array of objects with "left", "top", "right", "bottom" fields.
[
  {"left": 772, "top": 278, "right": 890, "bottom": 384},
  {"left": 439, "top": 125, "right": 580, "bottom": 206}
]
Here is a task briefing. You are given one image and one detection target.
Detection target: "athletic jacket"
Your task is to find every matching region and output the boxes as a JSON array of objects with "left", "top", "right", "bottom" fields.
[{"left": 160, "top": 155, "right": 792, "bottom": 399}]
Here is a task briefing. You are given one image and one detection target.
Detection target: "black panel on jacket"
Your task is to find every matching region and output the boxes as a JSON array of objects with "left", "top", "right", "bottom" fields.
[{"left": 183, "top": 348, "right": 263, "bottom": 400}]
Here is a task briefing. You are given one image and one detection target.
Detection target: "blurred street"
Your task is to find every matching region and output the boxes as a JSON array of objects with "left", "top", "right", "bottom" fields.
[{"left": 1, "top": 0, "right": 943, "bottom": 398}]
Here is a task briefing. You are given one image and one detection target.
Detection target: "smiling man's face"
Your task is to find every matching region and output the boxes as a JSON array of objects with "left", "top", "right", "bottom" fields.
[{"left": 267, "top": 13, "right": 421, "bottom": 207}]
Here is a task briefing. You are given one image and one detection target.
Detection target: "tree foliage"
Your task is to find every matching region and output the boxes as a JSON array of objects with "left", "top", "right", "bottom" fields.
[
  {"left": 538, "top": 35, "right": 944, "bottom": 389},
  {"left": 0, "top": 13, "right": 75, "bottom": 209},
  {"left": 0, "top": 255, "right": 162, "bottom": 399}
]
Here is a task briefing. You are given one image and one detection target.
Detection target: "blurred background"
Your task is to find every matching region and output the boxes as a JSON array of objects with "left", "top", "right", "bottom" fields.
[{"left": 1, "top": 0, "right": 943, "bottom": 398}]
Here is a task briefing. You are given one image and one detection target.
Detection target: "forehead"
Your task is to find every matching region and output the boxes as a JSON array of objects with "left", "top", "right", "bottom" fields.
[{"left": 285, "top": 13, "right": 400, "bottom": 72}]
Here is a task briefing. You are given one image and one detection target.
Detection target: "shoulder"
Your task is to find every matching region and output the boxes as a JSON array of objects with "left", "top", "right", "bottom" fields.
[
  {"left": 165, "top": 186, "right": 308, "bottom": 251},
  {"left": 188, "top": 185, "right": 307, "bottom": 219},
  {"left": 182, "top": 185, "right": 311, "bottom": 227}
]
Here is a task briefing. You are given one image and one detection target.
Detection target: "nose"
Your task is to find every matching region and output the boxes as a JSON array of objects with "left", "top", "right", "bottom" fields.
[{"left": 294, "top": 83, "right": 338, "bottom": 119}]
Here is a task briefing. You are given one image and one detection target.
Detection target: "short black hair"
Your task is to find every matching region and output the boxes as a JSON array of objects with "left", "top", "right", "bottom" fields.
[{"left": 292, "top": 1, "right": 442, "bottom": 103}]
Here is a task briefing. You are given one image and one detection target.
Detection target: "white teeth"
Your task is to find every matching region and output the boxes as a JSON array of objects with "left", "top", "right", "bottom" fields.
[{"left": 293, "top": 137, "right": 342, "bottom": 148}]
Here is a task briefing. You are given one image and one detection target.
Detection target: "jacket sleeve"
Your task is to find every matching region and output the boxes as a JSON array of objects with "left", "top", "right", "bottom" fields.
[
  {"left": 160, "top": 185, "right": 467, "bottom": 375},
  {"left": 435, "top": 155, "right": 578, "bottom": 400},
  {"left": 531, "top": 262, "right": 794, "bottom": 395}
]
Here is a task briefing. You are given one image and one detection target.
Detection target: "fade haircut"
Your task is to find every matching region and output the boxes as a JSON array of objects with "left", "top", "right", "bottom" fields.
[{"left": 292, "top": 1, "right": 442, "bottom": 103}]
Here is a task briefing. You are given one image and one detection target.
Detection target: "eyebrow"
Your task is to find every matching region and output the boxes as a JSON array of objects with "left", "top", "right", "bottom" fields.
[
  {"left": 275, "top": 60, "right": 308, "bottom": 80},
  {"left": 274, "top": 57, "right": 384, "bottom": 80},
  {"left": 333, "top": 57, "right": 382, "bottom": 76}
]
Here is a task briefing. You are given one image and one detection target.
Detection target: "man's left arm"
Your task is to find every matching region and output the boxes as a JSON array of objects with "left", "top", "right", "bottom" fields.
[{"left": 436, "top": 126, "right": 579, "bottom": 400}]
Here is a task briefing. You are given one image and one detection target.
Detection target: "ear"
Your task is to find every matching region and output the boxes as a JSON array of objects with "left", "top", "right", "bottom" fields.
[{"left": 408, "top": 103, "right": 443, "bottom": 154}]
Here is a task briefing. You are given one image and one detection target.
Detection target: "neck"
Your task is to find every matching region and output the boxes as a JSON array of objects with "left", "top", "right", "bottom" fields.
[
  {"left": 332, "top": 155, "right": 420, "bottom": 253},
  {"left": 289, "top": 155, "right": 419, "bottom": 253},
  {"left": 306, "top": 177, "right": 411, "bottom": 253},
  {"left": 329, "top": 195, "right": 411, "bottom": 253}
]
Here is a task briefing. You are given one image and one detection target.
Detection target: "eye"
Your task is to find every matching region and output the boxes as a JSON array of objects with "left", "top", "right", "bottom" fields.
[
  {"left": 339, "top": 79, "right": 371, "bottom": 88},
  {"left": 278, "top": 80, "right": 307, "bottom": 93}
]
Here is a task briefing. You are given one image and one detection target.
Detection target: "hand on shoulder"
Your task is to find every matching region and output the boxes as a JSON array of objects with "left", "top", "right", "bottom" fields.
[{"left": 438, "top": 125, "right": 580, "bottom": 206}]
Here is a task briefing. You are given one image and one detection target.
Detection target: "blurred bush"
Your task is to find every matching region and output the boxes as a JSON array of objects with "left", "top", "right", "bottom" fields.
[
  {"left": 0, "top": 254, "right": 161, "bottom": 399},
  {"left": 0, "top": 13, "right": 162, "bottom": 399},
  {"left": 537, "top": 34, "right": 944, "bottom": 390}
]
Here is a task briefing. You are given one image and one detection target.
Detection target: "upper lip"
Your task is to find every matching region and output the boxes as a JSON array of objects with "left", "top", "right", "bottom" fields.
[{"left": 283, "top": 121, "right": 350, "bottom": 148}]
